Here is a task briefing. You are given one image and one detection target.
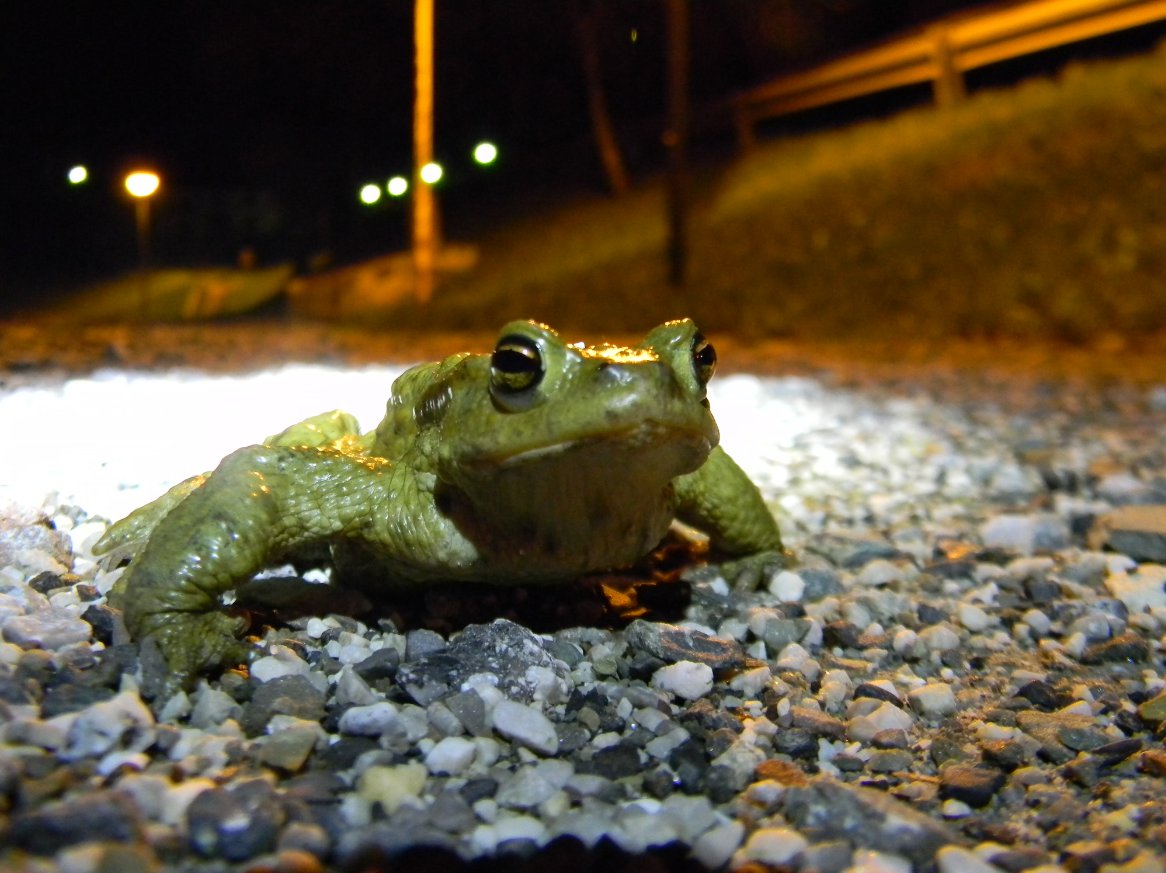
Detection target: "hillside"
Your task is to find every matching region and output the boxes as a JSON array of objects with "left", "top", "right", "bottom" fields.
[{"left": 404, "top": 42, "right": 1166, "bottom": 341}]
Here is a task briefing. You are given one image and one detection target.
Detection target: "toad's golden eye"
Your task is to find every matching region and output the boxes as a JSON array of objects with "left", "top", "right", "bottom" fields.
[
  {"left": 491, "top": 335, "right": 545, "bottom": 393},
  {"left": 692, "top": 333, "right": 716, "bottom": 385}
]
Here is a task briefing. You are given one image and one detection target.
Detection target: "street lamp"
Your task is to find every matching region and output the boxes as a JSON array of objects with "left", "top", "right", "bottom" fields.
[
  {"left": 473, "top": 142, "right": 498, "bottom": 166},
  {"left": 124, "top": 170, "right": 160, "bottom": 271},
  {"left": 125, "top": 170, "right": 160, "bottom": 317}
]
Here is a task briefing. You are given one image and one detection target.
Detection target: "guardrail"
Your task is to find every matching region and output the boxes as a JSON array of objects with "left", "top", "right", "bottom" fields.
[{"left": 731, "top": 0, "right": 1166, "bottom": 147}]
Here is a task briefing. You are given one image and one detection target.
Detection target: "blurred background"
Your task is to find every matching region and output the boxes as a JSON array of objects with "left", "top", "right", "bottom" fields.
[{"left": 3, "top": 0, "right": 1166, "bottom": 343}]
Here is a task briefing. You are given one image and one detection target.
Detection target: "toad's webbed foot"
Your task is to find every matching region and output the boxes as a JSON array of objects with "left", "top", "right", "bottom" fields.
[
  {"left": 136, "top": 611, "right": 253, "bottom": 694},
  {"left": 719, "top": 548, "right": 794, "bottom": 591}
]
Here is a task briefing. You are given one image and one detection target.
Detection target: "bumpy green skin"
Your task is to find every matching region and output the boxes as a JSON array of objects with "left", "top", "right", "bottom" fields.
[{"left": 95, "top": 319, "right": 784, "bottom": 688}]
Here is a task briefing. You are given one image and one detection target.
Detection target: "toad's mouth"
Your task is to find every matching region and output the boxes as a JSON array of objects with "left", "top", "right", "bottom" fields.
[{"left": 480, "top": 421, "right": 716, "bottom": 472}]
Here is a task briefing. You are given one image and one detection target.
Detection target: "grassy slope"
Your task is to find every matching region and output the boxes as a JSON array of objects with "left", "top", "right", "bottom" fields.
[{"left": 410, "top": 45, "right": 1166, "bottom": 341}]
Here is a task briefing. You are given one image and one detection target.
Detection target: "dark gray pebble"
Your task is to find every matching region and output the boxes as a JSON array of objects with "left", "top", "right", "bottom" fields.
[
  {"left": 704, "top": 764, "right": 747, "bottom": 803},
  {"left": 916, "top": 603, "right": 949, "bottom": 625},
  {"left": 428, "top": 790, "right": 477, "bottom": 834},
  {"left": 823, "top": 620, "right": 862, "bottom": 649},
  {"left": 354, "top": 646, "right": 400, "bottom": 681},
  {"left": 781, "top": 776, "right": 963, "bottom": 866},
  {"left": 980, "top": 739, "right": 1031, "bottom": 770},
  {"left": 871, "top": 728, "right": 910, "bottom": 750},
  {"left": 867, "top": 750, "right": 916, "bottom": 772},
  {"left": 187, "top": 779, "right": 286, "bottom": 861},
  {"left": 668, "top": 739, "right": 710, "bottom": 792},
  {"left": 643, "top": 766, "right": 679, "bottom": 798},
  {"left": 1023, "top": 577, "right": 1061, "bottom": 604},
  {"left": 40, "top": 682, "right": 115, "bottom": 718},
  {"left": 10, "top": 790, "right": 145, "bottom": 854},
  {"left": 854, "top": 682, "right": 906, "bottom": 707},
  {"left": 240, "top": 674, "right": 327, "bottom": 736},
  {"left": 790, "top": 705, "right": 847, "bottom": 739},
  {"left": 773, "top": 726, "right": 819, "bottom": 759},
  {"left": 404, "top": 627, "right": 448, "bottom": 659},
  {"left": 1080, "top": 632, "right": 1150, "bottom": 664},
  {"left": 624, "top": 619, "right": 744, "bottom": 669},
  {"left": 399, "top": 619, "right": 565, "bottom": 706},
  {"left": 459, "top": 777, "right": 498, "bottom": 804},
  {"left": 582, "top": 741, "right": 642, "bottom": 779},
  {"left": 1056, "top": 724, "right": 1110, "bottom": 752}
]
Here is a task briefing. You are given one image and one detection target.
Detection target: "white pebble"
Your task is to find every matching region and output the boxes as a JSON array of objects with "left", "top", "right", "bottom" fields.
[
  {"left": 650, "top": 661, "right": 714, "bottom": 701},
  {"left": 937, "top": 845, "right": 1005, "bottom": 873},
  {"left": 357, "top": 762, "right": 427, "bottom": 813},
  {"left": 1105, "top": 565, "right": 1166, "bottom": 612},
  {"left": 249, "top": 645, "right": 310, "bottom": 682},
  {"left": 2, "top": 611, "right": 91, "bottom": 650},
  {"left": 892, "top": 628, "right": 921, "bottom": 657},
  {"left": 857, "top": 560, "right": 904, "bottom": 587},
  {"left": 728, "top": 665, "right": 772, "bottom": 697},
  {"left": 491, "top": 699, "right": 559, "bottom": 756},
  {"left": 735, "top": 826, "right": 808, "bottom": 866},
  {"left": 775, "top": 642, "right": 810, "bottom": 671},
  {"left": 957, "top": 603, "right": 993, "bottom": 632},
  {"left": 919, "top": 624, "right": 961, "bottom": 652},
  {"left": 908, "top": 683, "right": 957, "bottom": 717},
  {"left": 338, "top": 701, "right": 399, "bottom": 737},
  {"left": 491, "top": 812, "right": 547, "bottom": 845},
  {"left": 425, "top": 736, "right": 477, "bottom": 776},
  {"left": 1021, "top": 609, "right": 1051, "bottom": 637},
  {"left": 691, "top": 820, "right": 744, "bottom": 869},
  {"left": 847, "top": 701, "right": 913, "bottom": 742},
  {"left": 768, "top": 570, "right": 805, "bottom": 602},
  {"left": 62, "top": 690, "right": 155, "bottom": 761}
]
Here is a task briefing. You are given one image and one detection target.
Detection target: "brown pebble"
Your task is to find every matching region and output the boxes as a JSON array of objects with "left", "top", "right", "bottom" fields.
[
  {"left": 754, "top": 758, "right": 809, "bottom": 786},
  {"left": 275, "top": 850, "right": 326, "bottom": 873},
  {"left": 1137, "top": 748, "right": 1166, "bottom": 777},
  {"left": 1138, "top": 691, "right": 1166, "bottom": 723}
]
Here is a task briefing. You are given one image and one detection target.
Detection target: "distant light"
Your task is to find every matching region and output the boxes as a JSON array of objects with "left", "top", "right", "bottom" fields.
[
  {"left": 124, "top": 171, "right": 160, "bottom": 198},
  {"left": 473, "top": 142, "right": 498, "bottom": 165},
  {"left": 630, "top": 28, "right": 639, "bottom": 43},
  {"left": 67, "top": 165, "right": 89, "bottom": 185},
  {"left": 386, "top": 176, "right": 409, "bottom": 197},
  {"left": 420, "top": 162, "right": 443, "bottom": 185},
  {"left": 359, "top": 183, "right": 382, "bottom": 205}
]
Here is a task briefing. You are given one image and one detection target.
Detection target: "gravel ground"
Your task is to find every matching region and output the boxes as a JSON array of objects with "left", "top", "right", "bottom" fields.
[{"left": 1, "top": 328, "right": 1166, "bottom": 873}]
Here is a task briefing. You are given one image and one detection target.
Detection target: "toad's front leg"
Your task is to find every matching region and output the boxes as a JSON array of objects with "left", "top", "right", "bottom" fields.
[{"left": 119, "top": 444, "right": 435, "bottom": 690}]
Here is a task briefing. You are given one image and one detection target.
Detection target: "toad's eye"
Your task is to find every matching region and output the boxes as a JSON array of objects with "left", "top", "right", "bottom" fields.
[
  {"left": 692, "top": 333, "right": 716, "bottom": 385},
  {"left": 491, "top": 334, "right": 544, "bottom": 393}
]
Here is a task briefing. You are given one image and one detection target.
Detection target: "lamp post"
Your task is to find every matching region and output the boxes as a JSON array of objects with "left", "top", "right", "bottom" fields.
[
  {"left": 413, "top": 0, "right": 437, "bottom": 304},
  {"left": 125, "top": 170, "right": 160, "bottom": 316},
  {"left": 125, "top": 170, "right": 160, "bottom": 269}
]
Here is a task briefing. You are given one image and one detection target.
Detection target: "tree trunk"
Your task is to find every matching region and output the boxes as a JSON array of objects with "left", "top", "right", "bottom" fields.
[{"left": 573, "top": 2, "right": 630, "bottom": 196}]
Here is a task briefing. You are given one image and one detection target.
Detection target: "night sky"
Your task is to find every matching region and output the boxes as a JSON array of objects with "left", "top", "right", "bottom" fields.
[{"left": 0, "top": 1, "right": 1048, "bottom": 307}]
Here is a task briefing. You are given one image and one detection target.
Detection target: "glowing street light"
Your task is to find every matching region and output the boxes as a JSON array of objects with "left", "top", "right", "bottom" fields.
[
  {"left": 125, "top": 171, "right": 160, "bottom": 199},
  {"left": 387, "top": 176, "right": 409, "bottom": 197},
  {"left": 124, "top": 169, "right": 160, "bottom": 316},
  {"left": 420, "top": 161, "right": 443, "bottom": 185},
  {"left": 67, "top": 165, "right": 89, "bottom": 185},
  {"left": 359, "top": 183, "right": 383, "bottom": 205},
  {"left": 124, "top": 170, "right": 160, "bottom": 274},
  {"left": 473, "top": 142, "right": 498, "bottom": 165}
]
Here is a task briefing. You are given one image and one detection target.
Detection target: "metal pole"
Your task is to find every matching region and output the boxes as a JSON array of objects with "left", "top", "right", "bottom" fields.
[
  {"left": 135, "top": 198, "right": 151, "bottom": 315},
  {"left": 412, "top": 0, "right": 436, "bottom": 304}
]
